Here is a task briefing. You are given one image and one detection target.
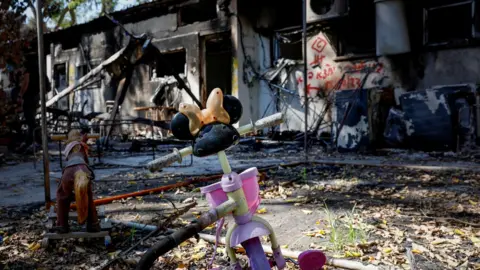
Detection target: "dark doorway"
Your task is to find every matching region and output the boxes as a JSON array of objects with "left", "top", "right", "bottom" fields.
[{"left": 205, "top": 34, "right": 232, "bottom": 103}]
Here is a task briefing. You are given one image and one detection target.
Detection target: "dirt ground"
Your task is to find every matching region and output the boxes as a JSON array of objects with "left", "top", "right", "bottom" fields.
[{"left": 1, "top": 145, "right": 480, "bottom": 270}]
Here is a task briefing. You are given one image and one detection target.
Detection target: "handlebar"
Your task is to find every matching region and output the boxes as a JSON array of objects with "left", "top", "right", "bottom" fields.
[
  {"left": 147, "top": 148, "right": 186, "bottom": 172},
  {"left": 147, "top": 112, "right": 284, "bottom": 172}
]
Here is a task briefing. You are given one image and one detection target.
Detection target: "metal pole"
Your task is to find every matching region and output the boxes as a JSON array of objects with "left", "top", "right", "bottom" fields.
[
  {"left": 50, "top": 43, "right": 55, "bottom": 94},
  {"left": 302, "top": 0, "right": 308, "bottom": 161},
  {"left": 36, "top": 0, "right": 51, "bottom": 208}
]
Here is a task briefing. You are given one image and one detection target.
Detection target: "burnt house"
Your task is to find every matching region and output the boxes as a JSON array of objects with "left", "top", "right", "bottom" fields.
[
  {"left": 44, "top": 0, "right": 237, "bottom": 137},
  {"left": 42, "top": 0, "right": 480, "bottom": 151},
  {"left": 263, "top": 0, "right": 480, "bottom": 152}
]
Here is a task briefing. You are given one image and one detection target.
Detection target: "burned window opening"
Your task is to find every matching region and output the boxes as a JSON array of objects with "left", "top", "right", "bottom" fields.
[
  {"left": 274, "top": 0, "right": 375, "bottom": 59},
  {"left": 333, "top": 0, "right": 375, "bottom": 56},
  {"left": 53, "top": 63, "right": 69, "bottom": 110},
  {"left": 276, "top": 40, "right": 303, "bottom": 61},
  {"left": 54, "top": 64, "right": 67, "bottom": 90},
  {"left": 151, "top": 50, "right": 186, "bottom": 79},
  {"left": 424, "top": 0, "right": 480, "bottom": 45},
  {"left": 76, "top": 65, "right": 88, "bottom": 80},
  {"left": 178, "top": 0, "right": 217, "bottom": 26},
  {"left": 274, "top": 27, "right": 319, "bottom": 60},
  {"left": 205, "top": 35, "right": 232, "bottom": 98}
]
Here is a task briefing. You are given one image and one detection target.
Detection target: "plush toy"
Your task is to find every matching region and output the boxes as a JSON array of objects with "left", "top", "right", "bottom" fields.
[
  {"left": 53, "top": 129, "right": 100, "bottom": 233},
  {"left": 170, "top": 88, "right": 242, "bottom": 157}
]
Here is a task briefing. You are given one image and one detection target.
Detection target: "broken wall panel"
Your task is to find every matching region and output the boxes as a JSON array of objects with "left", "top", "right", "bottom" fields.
[
  {"left": 401, "top": 89, "right": 453, "bottom": 151},
  {"left": 436, "top": 84, "right": 477, "bottom": 150},
  {"left": 383, "top": 107, "right": 407, "bottom": 147},
  {"left": 400, "top": 84, "right": 476, "bottom": 151},
  {"left": 332, "top": 88, "right": 369, "bottom": 152}
]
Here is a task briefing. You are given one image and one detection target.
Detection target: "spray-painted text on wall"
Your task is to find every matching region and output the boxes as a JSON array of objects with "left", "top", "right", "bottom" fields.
[{"left": 296, "top": 33, "right": 389, "bottom": 98}]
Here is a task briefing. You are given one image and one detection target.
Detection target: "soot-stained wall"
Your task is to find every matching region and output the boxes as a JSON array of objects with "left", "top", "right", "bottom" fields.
[{"left": 46, "top": 2, "right": 229, "bottom": 122}]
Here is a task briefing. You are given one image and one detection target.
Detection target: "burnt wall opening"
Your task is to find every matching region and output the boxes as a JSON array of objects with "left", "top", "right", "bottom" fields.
[
  {"left": 205, "top": 35, "right": 232, "bottom": 98},
  {"left": 153, "top": 50, "right": 187, "bottom": 78}
]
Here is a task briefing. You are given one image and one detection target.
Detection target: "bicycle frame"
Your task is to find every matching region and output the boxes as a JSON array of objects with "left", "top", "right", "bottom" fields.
[
  {"left": 136, "top": 113, "right": 326, "bottom": 270},
  {"left": 201, "top": 150, "right": 286, "bottom": 269}
]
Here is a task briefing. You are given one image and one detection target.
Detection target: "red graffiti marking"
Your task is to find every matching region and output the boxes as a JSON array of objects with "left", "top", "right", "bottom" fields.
[
  {"left": 309, "top": 54, "right": 325, "bottom": 67},
  {"left": 344, "top": 62, "right": 384, "bottom": 73},
  {"left": 296, "top": 76, "right": 303, "bottom": 84},
  {"left": 339, "top": 76, "right": 362, "bottom": 89},
  {"left": 306, "top": 83, "right": 320, "bottom": 94},
  {"left": 296, "top": 72, "right": 321, "bottom": 96},
  {"left": 311, "top": 37, "right": 327, "bottom": 53},
  {"left": 375, "top": 63, "right": 384, "bottom": 73},
  {"left": 315, "top": 64, "right": 336, "bottom": 80},
  {"left": 308, "top": 71, "right": 314, "bottom": 80},
  {"left": 296, "top": 76, "right": 320, "bottom": 96},
  {"left": 324, "top": 76, "right": 362, "bottom": 91},
  {"left": 325, "top": 80, "right": 336, "bottom": 91}
]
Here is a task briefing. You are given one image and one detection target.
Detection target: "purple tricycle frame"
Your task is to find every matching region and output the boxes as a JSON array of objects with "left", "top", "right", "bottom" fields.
[
  {"left": 201, "top": 166, "right": 326, "bottom": 270},
  {"left": 140, "top": 112, "right": 327, "bottom": 270}
]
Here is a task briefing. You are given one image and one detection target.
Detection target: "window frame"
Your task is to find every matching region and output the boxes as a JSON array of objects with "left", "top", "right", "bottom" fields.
[{"left": 423, "top": 0, "right": 479, "bottom": 46}]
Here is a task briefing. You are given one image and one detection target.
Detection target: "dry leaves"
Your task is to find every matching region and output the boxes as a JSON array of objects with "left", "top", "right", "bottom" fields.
[
  {"left": 256, "top": 207, "right": 267, "bottom": 214},
  {"left": 301, "top": 209, "right": 313, "bottom": 215}
]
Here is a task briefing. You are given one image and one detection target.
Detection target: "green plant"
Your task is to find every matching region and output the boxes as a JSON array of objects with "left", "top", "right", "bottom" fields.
[
  {"left": 323, "top": 203, "right": 369, "bottom": 255},
  {"left": 130, "top": 227, "right": 136, "bottom": 242},
  {"left": 345, "top": 204, "right": 368, "bottom": 244},
  {"left": 323, "top": 203, "right": 343, "bottom": 252},
  {"left": 301, "top": 167, "right": 307, "bottom": 182}
]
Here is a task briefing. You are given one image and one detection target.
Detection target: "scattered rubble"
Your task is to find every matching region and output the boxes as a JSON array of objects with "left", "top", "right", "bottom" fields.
[{"left": 1, "top": 150, "right": 480, "bottom": 269}]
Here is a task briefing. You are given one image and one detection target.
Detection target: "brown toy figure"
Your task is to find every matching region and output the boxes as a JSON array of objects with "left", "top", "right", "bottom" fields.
[
  {"left": 53, "top": 129, "right": 100, "bottom": 233},
  {"left": 178, "top": 88, "right": 230, "bottom": 136}
]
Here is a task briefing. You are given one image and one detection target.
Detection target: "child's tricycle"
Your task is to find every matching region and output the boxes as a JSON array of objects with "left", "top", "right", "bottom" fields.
[{"left": 136, "top": 89, "right": 326, "bottom": 269}]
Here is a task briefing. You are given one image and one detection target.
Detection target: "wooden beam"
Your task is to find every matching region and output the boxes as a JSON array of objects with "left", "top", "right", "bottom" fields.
[
  {"left": 104, "top": 67, "right": 134, "bottom": 147},
  {"left": 46, "top": 46, "right": 127, "bottom": 107}
]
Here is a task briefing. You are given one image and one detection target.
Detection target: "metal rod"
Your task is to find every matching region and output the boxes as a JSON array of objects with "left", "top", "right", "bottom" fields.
[
  {"left": 58, "top": 141, "right": 63, "bottom": 168},
  {"left": 302, "top": 0, "right": 308, "bottom": 161},
  {"left": 217, "top": 151, "right": 232, "bottom": 174},
  {"left": 72, "top": 77, "right": 103, "bottom": 92},
  {"left": 37, "top": 0, "right": 51, "bottom": 209},
  {"left": 50, "top": 43, "right": 55, "bottom": 94}
]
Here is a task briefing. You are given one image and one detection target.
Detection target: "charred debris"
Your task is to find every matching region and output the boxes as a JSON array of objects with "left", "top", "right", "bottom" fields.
[{"left": 1, "top": 0, "right": 480, "bottom": 163}]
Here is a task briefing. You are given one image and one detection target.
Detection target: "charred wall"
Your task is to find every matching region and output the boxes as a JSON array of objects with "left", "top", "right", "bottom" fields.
[
  {"left": 45, "top": 0, "right": 228, "bottom": 124},
  {"left": 254, "top": 0, "right": 480, "bottom": 151}
]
